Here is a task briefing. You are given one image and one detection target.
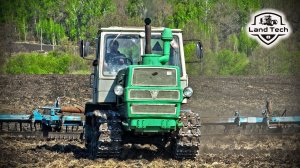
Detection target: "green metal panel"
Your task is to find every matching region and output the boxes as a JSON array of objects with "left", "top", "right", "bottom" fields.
[
  {"left": 120, "top": 65, "right": 182, "bottom": 132},
  {"left": 142, "top": 54, "right": 164, "bottom": 65},
  {"left": 129, "top": 118, "right": 177, "bottom": 132},
  {"left": 126, "top": 102, "right": 181, "bottom": 118}
]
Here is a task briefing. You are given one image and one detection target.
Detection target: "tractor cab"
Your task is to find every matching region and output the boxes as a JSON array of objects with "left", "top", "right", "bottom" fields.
[{"left": 80, "top": 26, "right": 202, "bottom": 105}]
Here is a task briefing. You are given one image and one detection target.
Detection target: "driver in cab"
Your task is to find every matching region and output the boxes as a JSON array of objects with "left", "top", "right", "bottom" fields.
[{"left": 105, "top": 40, "right": 126, "bottom": 66}]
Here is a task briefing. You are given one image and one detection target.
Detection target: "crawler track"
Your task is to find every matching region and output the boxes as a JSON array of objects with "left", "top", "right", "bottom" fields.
[
  {"left": 85, "top": 110, "right": 122, "bottom": 159},
  {"left": 174, "top": 111, "right": 201, "bottom": 160},
  {"left": 97, "top": 111, "right": 122, "bottom": 158}
]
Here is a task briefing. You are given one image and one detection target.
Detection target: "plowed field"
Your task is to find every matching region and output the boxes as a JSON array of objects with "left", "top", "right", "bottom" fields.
[
  {"left": 0, "top": 76, "right": 299, "bottom": 167},
  {"left": 0, "top": 135, "right": 299, "bottom": 167}
]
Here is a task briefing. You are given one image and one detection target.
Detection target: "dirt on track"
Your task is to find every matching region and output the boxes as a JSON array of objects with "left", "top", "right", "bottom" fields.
[{"left": 0, "top": 135, "right": 299, "bottom": 168}]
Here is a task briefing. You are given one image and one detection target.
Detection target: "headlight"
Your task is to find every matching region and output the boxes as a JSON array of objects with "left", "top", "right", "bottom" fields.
[
  {"left": 114, "top": 85, "right": 124, "bottom": 96},
  {"left": 183, "top": 87, "right": 193, "bottom": 98}
]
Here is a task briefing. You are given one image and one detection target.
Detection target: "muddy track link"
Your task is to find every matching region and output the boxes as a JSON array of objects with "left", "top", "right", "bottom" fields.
[
  {"left": 86, "top": 110, "right": 122, "bottom": 159},
  {"left": 98, "top": 118, "right": 122, "bottom": 158},
  {"left": 174, "top": 111, "right": 201, "bottom": 160}
]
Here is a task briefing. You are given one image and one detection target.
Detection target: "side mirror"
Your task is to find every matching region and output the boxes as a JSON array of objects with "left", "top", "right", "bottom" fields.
[
  {"left": 79, "top": 40, "right": 90, "bottom": 57},
  {"left": 196, "top": 41, "right": 203, "bottom": 60}
]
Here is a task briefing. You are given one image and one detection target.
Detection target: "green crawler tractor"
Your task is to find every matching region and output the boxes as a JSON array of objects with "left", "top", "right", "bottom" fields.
[{"left": 80, "top": 18, "right": 202, "bottom": 159}]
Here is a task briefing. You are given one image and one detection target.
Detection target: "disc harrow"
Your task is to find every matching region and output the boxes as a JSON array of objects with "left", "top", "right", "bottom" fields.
[
  {"left": 0, "top": 99, "right": 84, "bottom": 140},
  {"left": 201, "top": 101, "right": 300, "bottom": 136}
]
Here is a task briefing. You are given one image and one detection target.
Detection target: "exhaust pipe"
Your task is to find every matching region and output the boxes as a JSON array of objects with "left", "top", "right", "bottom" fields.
[
  {"left": 145, "top": 18, "right": 152, "bottom": 54},
  {"left": 142, "top": 18, "right": 172, "bottom": 65}
]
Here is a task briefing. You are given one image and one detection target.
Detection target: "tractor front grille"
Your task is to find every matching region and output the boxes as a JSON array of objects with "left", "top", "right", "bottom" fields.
[
  {"left": 129, "top": 90, "right": 179, "bottom": 100},
  {"left": 131, "top": 104, "right": 176, "bottom": 114},
  {"left": 132, "top": 68, "right": 177, "bottom": 86}
]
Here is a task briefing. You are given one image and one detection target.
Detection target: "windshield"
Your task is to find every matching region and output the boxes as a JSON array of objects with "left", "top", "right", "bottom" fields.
[
  {"left": 147, "top": 35, "right": 182, "bottom": 76},
  {"left": 103, "top": 34, "right": 141, "bottom": 76},
  {"left": 102, "top": 33, "right": 182, "bottom": 76}
]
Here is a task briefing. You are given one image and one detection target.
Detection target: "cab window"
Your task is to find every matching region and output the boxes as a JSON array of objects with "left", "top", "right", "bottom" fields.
[
  {"left": 148, "top": 35, "right": 182, "bottom": 76},
  {"left": 103, "top": 34, "right": 140, "bottom": 76}
]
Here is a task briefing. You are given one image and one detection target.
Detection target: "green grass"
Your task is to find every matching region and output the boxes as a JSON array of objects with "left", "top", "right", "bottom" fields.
[{"left": 3, "top": 51, "right": 90, "bottom": 74}]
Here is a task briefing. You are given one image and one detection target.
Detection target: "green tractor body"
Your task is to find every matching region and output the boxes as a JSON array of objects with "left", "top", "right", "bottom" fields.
[
  {"left": 116, "top": 27, "right": 183, "bottom": 133},
  {"left": 117, "top": 65, "right": 183, "bottom": 133}
]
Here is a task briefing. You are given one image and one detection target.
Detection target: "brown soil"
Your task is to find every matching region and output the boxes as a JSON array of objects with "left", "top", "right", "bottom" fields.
[
  {"left": 0, "top": 135, "right": 299, "bottom": 167},
  {"left": 0, "top": 75, "right": 299, "bottom": 167},
  {"left": 188, "top": 76, "right": 300, "bottom": 117},
  {"left": 1, "top": 75, "right": 299, "bottom": 117}
]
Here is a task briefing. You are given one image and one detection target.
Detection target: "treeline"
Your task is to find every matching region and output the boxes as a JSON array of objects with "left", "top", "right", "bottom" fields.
[{"left": 0, "top": 0, "right": 299, "bottom": 75}]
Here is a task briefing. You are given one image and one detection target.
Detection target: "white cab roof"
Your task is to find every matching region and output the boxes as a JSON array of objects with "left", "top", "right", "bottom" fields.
[{"left": 100, "top": 27, "right": 182, "bottom": 33}]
